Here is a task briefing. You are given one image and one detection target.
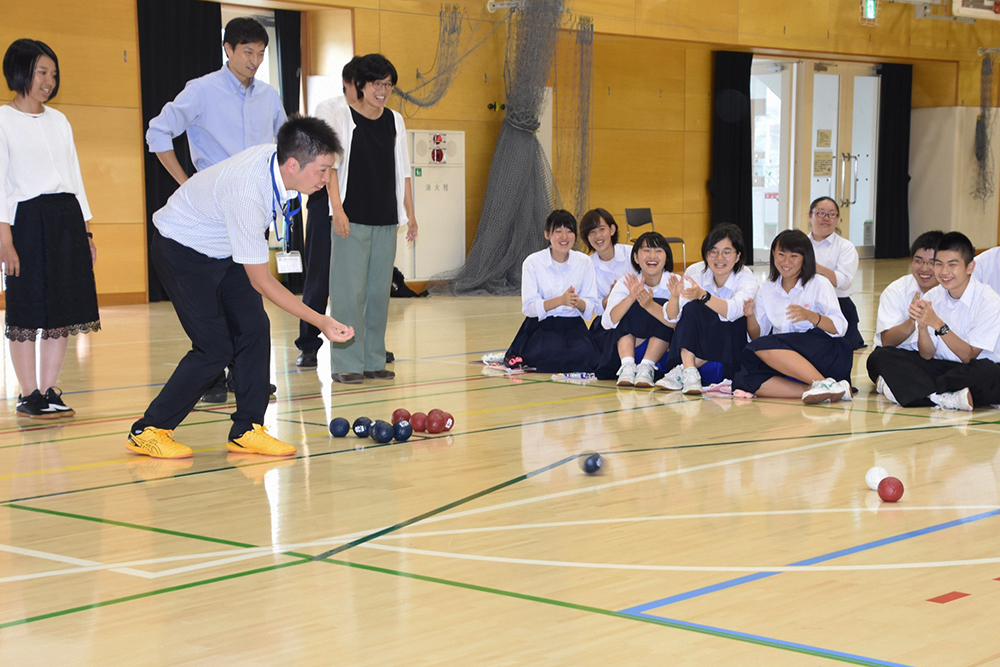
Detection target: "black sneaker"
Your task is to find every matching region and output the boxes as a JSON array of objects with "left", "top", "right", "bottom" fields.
[
  {"left": 16, "top": 390, "right": 60, "bottom": 419},
  {"left": 201, "top": 380, "right": 228, "bottom": 403},
  {"left": 43, "top": 387, "right": 76, "bottom": 417}
]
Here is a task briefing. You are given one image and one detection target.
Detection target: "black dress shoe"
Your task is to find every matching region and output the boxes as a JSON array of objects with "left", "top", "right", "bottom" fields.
[
  {"left": 296, "top": 350, "right": 318, "bottom": 367},
  {"left": 201, "top": 381, "right": 228, "bottom": 403},
  {"left": 363, "top": 369, "right": 395, "bottom": 380},
  {"left": 386, "top": 350, "right": 395, "bottom": 363},
  {"left": 332, "top": 372, "right": 365, "bottom": 384}
]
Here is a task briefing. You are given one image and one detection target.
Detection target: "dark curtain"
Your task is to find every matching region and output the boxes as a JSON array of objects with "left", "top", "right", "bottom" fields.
[
  {"left": 874, "top": 63, "right": 912, "bottom": 259},
  {"left": 708, "top": 51, "right": 754, "bottom": 265},
  {"left": 274, "top": 9, "right": 305, "bottom": 293},
  {"left": 137, "top": 0, "right": 221, "bottom": 301}
]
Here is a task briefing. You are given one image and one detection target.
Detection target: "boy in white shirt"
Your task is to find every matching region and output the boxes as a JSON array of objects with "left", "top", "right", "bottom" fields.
[{"left": 869, "top": 232, "right": 1000, "bottom": 410}]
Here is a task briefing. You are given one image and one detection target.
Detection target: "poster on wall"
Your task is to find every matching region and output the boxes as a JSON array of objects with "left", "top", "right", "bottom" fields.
[
  {"left": 813, "top": 151, "right": 833, "bottom": 177},
  {"left": 816, "top": 129, "right": 832, "bottom": 148}
]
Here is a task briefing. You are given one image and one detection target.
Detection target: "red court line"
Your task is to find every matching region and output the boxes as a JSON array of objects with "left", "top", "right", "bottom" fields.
[{"left": 927, "top": 591, "right": 970, "bottom": 604}]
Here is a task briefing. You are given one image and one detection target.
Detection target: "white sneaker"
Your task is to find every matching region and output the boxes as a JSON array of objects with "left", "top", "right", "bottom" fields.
[
  {"left": 801, "top": 378, "right": 845, "bottom": 404},
  {"left": 616, "top": 360, "right": 638, "bottom": 387},
  {"left": 877, "top": 376, "right": 899, "bottom": 405},
  {"left": 834, "top": 380, "right": 852, "bottom": 402},
  {"left": 654, "top": 364, "right": 683, "bottom": 391},
  {"left": 681, "top": 367, "right": 703, "bottom": 395},
  {"left": 934, "top": 388, "right": 973, "bottom": 411},
  {"left": 634, "top": 363, "right": 656, "bottom": 388},
  {"left": 482, "top": 352, "right": 506, "bottom": 365}
]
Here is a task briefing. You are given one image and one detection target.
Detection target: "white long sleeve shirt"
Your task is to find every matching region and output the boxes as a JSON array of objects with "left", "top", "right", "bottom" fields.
[
  {"left": 755, "top": 274, "right": 847, "bottom": 337},
  {"left": 0, "top": 105, "right": 91, "bottom": 224},
  {"left": 921, "top": 277, "right": 1000, "bottom": 362},
  {"left": 602, "top": 271, "right": 676, "bottom": 330},
  {"left": 521, "top": 248, "right": 599, "bottom": 321},
  {"left": 972, "top": 246, "right": 1000, "bottom": 297},
  {"left": 810, "top": 231, "right": 859, "bottom": 298},
  {"left": 590, "top": 244, "right": 632, "bottom": 314}
]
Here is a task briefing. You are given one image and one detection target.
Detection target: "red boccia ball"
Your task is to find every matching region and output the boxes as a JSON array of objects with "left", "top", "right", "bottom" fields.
[
  {"left": 391, "top": 408, "right": 411, "bottom": 424},
  {"left": 410, "top": 412, "right": 427, "bottom": 432},
  {"left": 428, "top": 408, "right": 444, "bottom": 420},
  {"left": 878, "top": 476, "right": 904, "bottom": 503},
  {"left": 442, "top": 413, "right": 454, "bottom": 431},
  {"left": 426, "top": 414, "right": 446, "bottom": 433}
]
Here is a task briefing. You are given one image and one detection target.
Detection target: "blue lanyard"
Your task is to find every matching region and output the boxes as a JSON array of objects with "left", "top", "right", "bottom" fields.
[{"left": 270, "top": 152, "right": 301, "bottom": 249}]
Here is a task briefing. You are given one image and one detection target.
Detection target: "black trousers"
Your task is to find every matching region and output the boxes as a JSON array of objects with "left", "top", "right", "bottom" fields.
[
  {"left": 866, "top": 346, "right": 1000, "bottom": 408},
  {"left": 133, "top": 231, "right": 271, "bottom": 440},
  {"left": 295, "top": 192, "right": 331, "bottom": 352}
]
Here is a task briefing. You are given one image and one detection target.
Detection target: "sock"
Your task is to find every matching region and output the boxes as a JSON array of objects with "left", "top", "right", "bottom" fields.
[
  {"left": 639, "top": 359, "right": 655, "bottom": 367},
  {"left": 621, "top": 356, "right": 635, "bottom": 365}
]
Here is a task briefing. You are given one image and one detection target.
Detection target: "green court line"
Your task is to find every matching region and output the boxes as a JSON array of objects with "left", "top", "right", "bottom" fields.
[
  {"left": 0, "top": 561, "right": 307, "bottom": 630},
  {"left": 312, "top": 558, "right": 884, "bottom": 666}
]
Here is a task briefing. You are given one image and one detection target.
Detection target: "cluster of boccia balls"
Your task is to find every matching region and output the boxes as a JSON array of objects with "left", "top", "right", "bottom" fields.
[{"left": 329, "top": 408, "right": 455, "bottom": 444}]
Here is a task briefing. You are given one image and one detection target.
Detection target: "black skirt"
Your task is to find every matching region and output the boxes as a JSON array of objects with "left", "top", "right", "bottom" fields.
[
  {"left": 732, "top": 327, "right": 853, "bottom": 394},
  {"left": 839, "top": 296, "right": 865, "bottom": 350},
  {"left": 664, "top": 301, "right": 748, "bottom": 380},
  {"left": 4, "top": 194, "right": 100, "bottom": 342},
  {"left": 505, "top": 316, "right": 599, "bottom": 373},
  {"left": 594, "top": 299, "right": 672, "bottom": 380}
]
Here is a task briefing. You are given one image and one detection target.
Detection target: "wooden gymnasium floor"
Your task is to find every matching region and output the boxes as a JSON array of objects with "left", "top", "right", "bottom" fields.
[{"left": 2, "top": 257, "right": 1000, "bottom": 667}]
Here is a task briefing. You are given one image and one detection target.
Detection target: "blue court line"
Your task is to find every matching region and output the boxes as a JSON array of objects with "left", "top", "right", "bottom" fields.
[
  {"left": 619, "top": 612, "right": 914, "bottom": 667},
  {"left": 620, "top": 508, "right": 1000, "bottom": 614}
]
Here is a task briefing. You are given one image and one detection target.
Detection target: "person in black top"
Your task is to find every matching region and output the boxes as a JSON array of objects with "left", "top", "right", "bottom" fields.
[{"left": 325, "top": 54, "right": 417, "bottom": 384}]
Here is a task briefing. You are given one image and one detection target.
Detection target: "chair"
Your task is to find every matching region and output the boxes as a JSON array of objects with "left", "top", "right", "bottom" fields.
[{"left": 623, "top": 208, "right": 687, "bottom": 268}]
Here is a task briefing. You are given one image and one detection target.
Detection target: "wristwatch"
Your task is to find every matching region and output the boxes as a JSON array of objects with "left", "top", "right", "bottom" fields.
[
  {"left": 935, "top": 323, "right": 950, "bottom": 337},
  {"left": 698, "top": 292, "right": 711, "bottom": 304}
]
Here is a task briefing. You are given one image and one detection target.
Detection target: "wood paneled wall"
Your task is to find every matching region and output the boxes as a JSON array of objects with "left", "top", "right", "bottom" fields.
[{"left": 6, "top": 0, "right": 998, "bottom": 305}]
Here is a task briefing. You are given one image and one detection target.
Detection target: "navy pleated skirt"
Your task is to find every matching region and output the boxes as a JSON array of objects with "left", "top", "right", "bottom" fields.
[
  {"left": 732, "top": 327, "right": 853, "bottom": 394},
  {"left": 594, "top": 299, "right": 672, "bottom": 380},
  {"left": 664, "top": 301, "right": 748, "bottom": 380},
  {"left": 839, "top": 296, "right": 865, "bottom": 350},
  {"left": 505, "top": 315, "right": 600, "bottom": 373}
]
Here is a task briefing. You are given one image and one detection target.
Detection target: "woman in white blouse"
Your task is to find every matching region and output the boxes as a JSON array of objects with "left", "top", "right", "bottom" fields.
[
  {"left": 579, "top": 208, "right": 631, "bottom": 352},
  {"left": 1, "top": 39, "right": 99, "bottom": 419},
  {"left": 732, "top": 230, "right": 853, "bottom": 404},
  {"left": 504, "top": 210, "right": 601, "bottom": 373},
  {"left": 808, "top": 197, "right": 864, "bottom": 349},
  {"left": 657, "top": 223, "right": 758, "bottom": 394}
]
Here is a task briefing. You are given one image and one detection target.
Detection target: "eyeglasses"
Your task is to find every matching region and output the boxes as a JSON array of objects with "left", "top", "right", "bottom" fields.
[
  {"left": 707, "top": 248, "right": 736, "bottom": 258},
  {"left": 371, "top": 81, "right": 394, "bottom": 91},
  {"left": 812, "top": 211, "right": 839, "bottom": 220},
  {"left": 912, "top": 257, "right": 934, "bottom": 268}
]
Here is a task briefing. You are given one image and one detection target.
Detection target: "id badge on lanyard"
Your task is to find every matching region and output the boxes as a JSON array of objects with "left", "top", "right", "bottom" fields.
[{"left": 271, "top": 152, "right": 303, "bottom": 274}]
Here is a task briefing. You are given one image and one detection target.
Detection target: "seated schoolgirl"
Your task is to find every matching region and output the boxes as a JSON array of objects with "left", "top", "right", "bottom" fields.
[
  {"left": 657, "top": 223, "right": 758, "bottom": 394},
  {"left": 504, "top": 209, "right": 601, "bottom": 373},
  {"left": 579, "top": 208, "right": 632, "bottom": 347},
  {"left": 597, "top": 232, "right": 676, "bottom": 388},
  {"left": 732, "top": 229, "right": 854, "bottom": 404},
  {"left": 808, "top": 197, "right": 864, "bottom": 349}
]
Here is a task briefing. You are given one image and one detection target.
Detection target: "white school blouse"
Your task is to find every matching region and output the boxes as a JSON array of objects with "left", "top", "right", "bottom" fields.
[
  {"left": 602, "top": 271, "right": 677, "bottom": 330},
  {"left": 668, "top": 263, "right": 759, "bottom": 324},
  {"left": 0, "top": 105, "right": 92, "bottom": 224},
  {"left": 922, "top": 277, "right": 1000, "bottom": 363},
  {"left": 590, "top": 243, "right": 632, "bottom": 314},
  {"left": 521, "top": 248, "right": 600, "bottom": 321},
  {"left": 809, "top": 231, "right": 859, "bottom": 298},
  {"left": 754, "top": 274, "right": 847, "bottom": 337},
  {"left": 873, "top": 273, "right": 928, "bottom": 350},
  {"left": 972, "top": 246, "right": 1000, "bottom": 298}
]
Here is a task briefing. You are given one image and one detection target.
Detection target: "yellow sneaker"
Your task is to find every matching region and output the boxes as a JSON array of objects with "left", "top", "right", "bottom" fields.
[
  {"left": 126, "top": 427, "right": 194, "bottom": 459},
  {"left": 227, "top": 424, "right": 296, "bottom": 457}
]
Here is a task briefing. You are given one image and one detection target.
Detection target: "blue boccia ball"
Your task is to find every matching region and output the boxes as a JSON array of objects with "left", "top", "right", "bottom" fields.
[
  {"left": 329, "top": 417, "right": 350, "bottom": 437},
  {"left": 393, "top": 419, "right": 413, "bottom": 442},
  {"left": 371, "top": 420, "right": 395, "bottom": 444},
  {"left": 579, "top": 452, "right": 603, "bottom": 474},
  {"left": 352, "top": 417, "right": 372, "bottom": 438}
]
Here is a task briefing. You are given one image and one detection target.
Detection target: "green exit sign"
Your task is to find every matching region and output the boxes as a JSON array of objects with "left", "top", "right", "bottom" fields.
[{"left": 415, "top": 167, "right": 422, "bottom": 177}]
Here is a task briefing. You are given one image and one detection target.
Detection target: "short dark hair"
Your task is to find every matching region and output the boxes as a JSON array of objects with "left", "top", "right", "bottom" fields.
[
  {"left": 768, "top": 229, "right": 817, "bottom": 284},
  {"left": 630, "top": 232, "right": 674, "bottom": 273},
  {"left": 277, "top": 115, "right": 342, "bottom": 166},
  {"left": 911, "top": 230, "right": 944, "bottom": 257},
  {"left": 354, "top": 53, "right": 398, "bottom": 99},
  {"left": 224, "top": 17, "right": 269, "bottom": 49},
  {"left": 936, "top": 231, "right": 975, "bottom": 265},
  {"left": 809, "top": 196, "right": 840, "bottom": 216},
  {"left": 579, "top": 208, "right": 619, "bottom": 252},
  {"left": 545, "top": 209, "right": 577, "bottom": 237},
  {"left": 342, "top": 56, "right": 362, "bottom": 83},
  {"left": 3, "top": 39, "right": 59, "bottom": 99},
  {"left": 701, "top": 223, "right": 746, "bottom": 274}
]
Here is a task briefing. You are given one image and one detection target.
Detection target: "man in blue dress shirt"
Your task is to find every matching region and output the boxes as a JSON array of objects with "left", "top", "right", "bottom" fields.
[{"left": 146, "top": 17, "right": 287, "bottom": 403}]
